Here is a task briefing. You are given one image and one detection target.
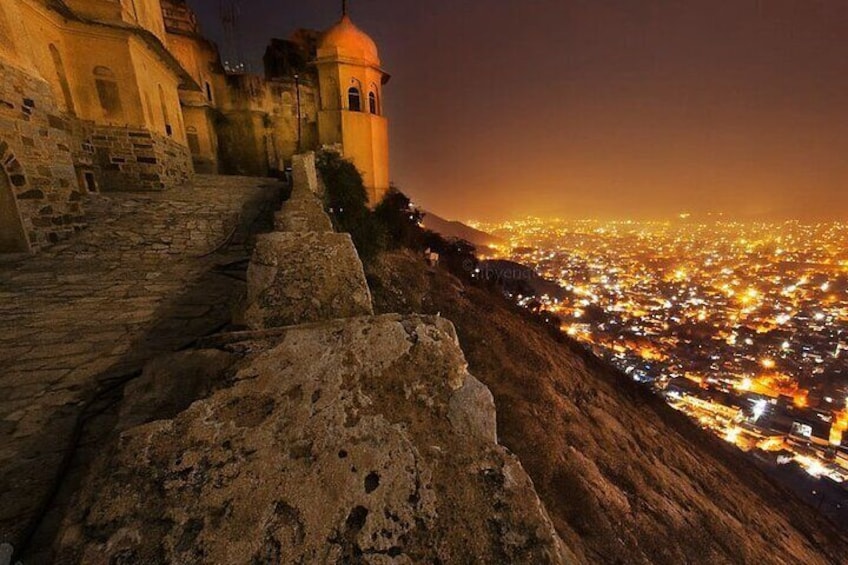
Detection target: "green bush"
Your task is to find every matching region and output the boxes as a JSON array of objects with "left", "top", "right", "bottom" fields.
[
  {"left": 316, "top": 151, "right": 386, "bottom": 264},
  {"left": 374, "top": 187, "right": 424, "bottom": 250},
  {"left": 316, "top": 151, "right": 481, "bottom": 277}
]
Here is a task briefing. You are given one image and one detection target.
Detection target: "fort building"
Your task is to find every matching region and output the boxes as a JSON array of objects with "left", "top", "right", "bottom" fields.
[
  {"left": 161, "top": 0, "right": 224, "bottom": 174},
  {"left": 0, "top": 0, "right": 391, "bottom": 254}
]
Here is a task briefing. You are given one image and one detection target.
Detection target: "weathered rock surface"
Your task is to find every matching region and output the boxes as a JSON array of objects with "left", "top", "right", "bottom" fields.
[
  {"left": 117, "top": 349, "right": 237, "bottom": 432},
  {"left": 241, "top": 231, "right": 374, "bottom": 329},
  {"left": 291, "top": 152, "right": 319, "bottom": 194},
  {"left": 54, "top": 315, "right": 573, "bottom": 564},
  {"left": 273, "top": 196, "right": 333, "bottom": 233}
]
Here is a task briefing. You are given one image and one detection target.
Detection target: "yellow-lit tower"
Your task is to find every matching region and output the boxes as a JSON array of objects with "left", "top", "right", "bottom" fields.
[{"left": 316, "top": 1, "right": 390, "bottom": 204}]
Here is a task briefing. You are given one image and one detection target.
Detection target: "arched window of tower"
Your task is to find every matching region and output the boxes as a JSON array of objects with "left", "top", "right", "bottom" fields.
[
  {"left": 348, "top": 87, "right": 361, "bottom": 112},
  {"left": 369, "top": 91, "right": 377, "bottom": 115}
]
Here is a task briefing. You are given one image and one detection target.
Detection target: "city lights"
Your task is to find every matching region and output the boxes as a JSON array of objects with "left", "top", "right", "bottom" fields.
[{"left": 478, "top": 217, "right": 848, "bottom": 485}]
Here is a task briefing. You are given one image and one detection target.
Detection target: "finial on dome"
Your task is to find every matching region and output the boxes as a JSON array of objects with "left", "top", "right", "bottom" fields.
[{"left": 342, "top": 0, "right": 348, "bottom": 17}]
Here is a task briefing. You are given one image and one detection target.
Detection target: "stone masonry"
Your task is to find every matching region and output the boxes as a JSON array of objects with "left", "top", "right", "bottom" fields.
[
  {"left": 82, "top": 124, "right": 194, "bottom": 192},
  {"left": 0, "top": 61, "right": 87, "bottom": 252}
]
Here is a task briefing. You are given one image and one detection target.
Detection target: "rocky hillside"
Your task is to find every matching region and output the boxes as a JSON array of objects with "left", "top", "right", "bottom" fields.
[{"left": 366, "top": 250, "right": 848, "bottom": 564}]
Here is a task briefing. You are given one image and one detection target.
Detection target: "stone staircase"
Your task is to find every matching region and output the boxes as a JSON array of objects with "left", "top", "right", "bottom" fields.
[{"left": 48, "top": 154, "right": 576, "bottom": 563}]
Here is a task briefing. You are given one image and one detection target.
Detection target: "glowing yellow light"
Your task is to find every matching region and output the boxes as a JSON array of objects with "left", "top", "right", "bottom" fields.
[
  {"left": 757, "top": 437, "right": 783, "bottom": 451},
  {"left": 725, "top": 427, "right": 740, "bottom": 444},
  {"left": 796, "top": 455, "right": 826, "bottom": 478},
  {"left": 830, "top": 426, "right": 844, "bottom": 447},
  {"left": 761, "top": 358, "right": 776, "bottom": 370}
]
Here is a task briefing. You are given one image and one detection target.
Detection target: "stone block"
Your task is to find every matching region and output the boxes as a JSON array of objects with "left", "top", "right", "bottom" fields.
[
  {"left": 241, "top": 232, "right": 373, "bottom": 328},
  {"left": 291, "top": 151, "right": 318, "bottom": 194},
  {"left": 273, "top": 197, "right": 333, "bottom": 233},
  {"left": 449, "top": 373, "right": 498, "bottom": 444}
]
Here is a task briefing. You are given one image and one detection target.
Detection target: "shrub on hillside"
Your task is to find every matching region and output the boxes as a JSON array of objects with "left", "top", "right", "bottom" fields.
[
  {"left": 316, "top": 151, "right": 481, "bottom": 277},
  {"left": 316, "top": 151, "right": 386, "bottom": 264},
  {"left": 374, "top": 187, "right": 425, "bottom": 250}
]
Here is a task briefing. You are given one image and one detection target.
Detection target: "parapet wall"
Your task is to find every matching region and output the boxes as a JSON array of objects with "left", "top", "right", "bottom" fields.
[{"left": 0, "top": 61, "right": 86, "bottom": 252}]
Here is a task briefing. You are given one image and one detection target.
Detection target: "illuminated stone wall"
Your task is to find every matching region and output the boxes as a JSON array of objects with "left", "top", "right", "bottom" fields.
[
  {"left": 83, "top": 124, "right": 193, "bottom": 192},
  {"left": 215, "top": 73, "right": 320, "bottom": 177},
  {"left": 0, "top": 60, "right": 85, "bottom": 252}
]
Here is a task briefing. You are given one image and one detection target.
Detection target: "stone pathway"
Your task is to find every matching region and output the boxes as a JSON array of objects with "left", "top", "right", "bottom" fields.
[{"left": 0, "top": 175, "right": 281, "bottom": 549}]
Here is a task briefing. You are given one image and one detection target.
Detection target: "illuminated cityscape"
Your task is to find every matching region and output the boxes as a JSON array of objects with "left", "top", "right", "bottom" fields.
[{"left": 473, "top": 218, "right": 848, "bottom": 491}]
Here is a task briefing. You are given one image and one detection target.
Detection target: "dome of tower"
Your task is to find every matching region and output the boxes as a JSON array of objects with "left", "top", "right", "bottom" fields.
[{"left": 318, "top": 15, "right": 381, "bottom": 66}]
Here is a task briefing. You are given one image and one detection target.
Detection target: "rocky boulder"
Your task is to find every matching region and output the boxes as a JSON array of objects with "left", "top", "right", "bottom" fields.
[
  {"left": 273, "top": 197, "right": 333, "bottom": 233},
  {"left": 117, "top": 349, "right": 238, "bottom": 432},
  {"left": 291, "top": 152, "right": 318, "bottom": 194},
  {"left": 241, "top": 232, "right": 374, "bottom": 329},
  {"left": 54, "top": 315, "right": 574, "bottom": 564}
]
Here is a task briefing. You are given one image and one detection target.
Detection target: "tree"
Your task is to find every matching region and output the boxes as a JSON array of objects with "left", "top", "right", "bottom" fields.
[
  {"left": 316, "top": 151, "right": 386, "bottom": 264},
  {"left": 373, "top": 187, "right": 425, "bottom": 250}
]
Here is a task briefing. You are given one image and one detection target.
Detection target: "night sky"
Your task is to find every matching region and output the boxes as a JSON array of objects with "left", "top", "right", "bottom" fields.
[{"left": 191, "top": 0, "right": 848, "bottom": 222}]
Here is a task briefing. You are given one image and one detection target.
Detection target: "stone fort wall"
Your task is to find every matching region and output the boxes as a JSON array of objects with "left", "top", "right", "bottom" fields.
[
  {"left": 0, "top": 61, "right": 85, "bottom": 252},
  {"left": 0, "top": 59, "right": 194, "bottom": 252},
  {"left": 81, "top": 123, "right": 193, "bottom": 192}
]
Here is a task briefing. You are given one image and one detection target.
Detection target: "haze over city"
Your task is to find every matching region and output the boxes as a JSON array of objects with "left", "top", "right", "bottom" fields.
[{"left": 193, "top": 0, "right": 848, "bottom": 221}]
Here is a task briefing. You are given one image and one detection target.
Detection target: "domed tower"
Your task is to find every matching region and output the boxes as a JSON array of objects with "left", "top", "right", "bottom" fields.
[{"left": 315, "top": 6, "right": 390, "bottom": 205}]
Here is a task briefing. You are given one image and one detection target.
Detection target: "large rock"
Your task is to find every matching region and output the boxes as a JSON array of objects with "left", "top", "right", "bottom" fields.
[
  {"left": 291, "top": 152, "right": 318, "bottom": 194},
  {"left": 117, "top": 350, "right": 238, "bottom": 431},
  {"left": 273, "top": 197, "right": 333, "bottom": 233},
  {"left": 54, "top": 315, "right": 573, "bottom": 564},
  {"left": 241, "top": 232, "right": 373, "bottom": 329}
]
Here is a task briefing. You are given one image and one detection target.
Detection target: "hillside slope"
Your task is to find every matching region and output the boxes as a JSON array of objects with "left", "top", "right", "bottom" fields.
[
  {"left": 366, "top": 250, "right": 848, "bottom": 565},
  {"left": 421, "top": 210, "right": 505, "bottom": 250}
]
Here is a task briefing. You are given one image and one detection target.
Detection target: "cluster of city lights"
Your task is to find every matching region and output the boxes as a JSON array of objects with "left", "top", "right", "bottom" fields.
[{"left": 473, "top": 218, "right": 848, "bottom": 483}]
